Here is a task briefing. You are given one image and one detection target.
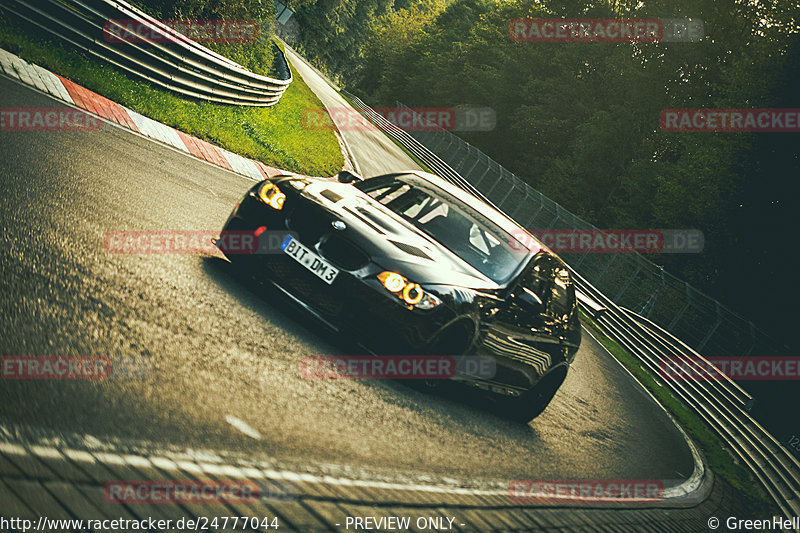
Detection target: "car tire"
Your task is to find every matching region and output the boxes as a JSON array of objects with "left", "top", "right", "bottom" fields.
[{"left": 502, "top": 367, "right": 568, "bottom": 423}]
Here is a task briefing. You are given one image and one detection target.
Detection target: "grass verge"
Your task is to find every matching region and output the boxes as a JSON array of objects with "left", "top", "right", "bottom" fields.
[
  {"left": 0, "top": 18, "right": 343, "bottom": 176},
  {"left": 579, "top": 309, "right": 776, "bottom": 514}
]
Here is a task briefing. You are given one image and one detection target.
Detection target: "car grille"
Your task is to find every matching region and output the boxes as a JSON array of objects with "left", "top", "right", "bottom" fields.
[
  {"left": 318, "top": 235, "right": 370, "bottom": 271},
  {"left": 266, "top": 257, "right": 345, "bottom": 316}
]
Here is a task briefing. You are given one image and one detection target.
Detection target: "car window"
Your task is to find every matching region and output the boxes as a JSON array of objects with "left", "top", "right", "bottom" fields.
[
  {"left": 361, "top": 178, "right": 529, "bottom": 283},
  {"left": 366, "top": 183, "right": 411, "bottom": 205}
]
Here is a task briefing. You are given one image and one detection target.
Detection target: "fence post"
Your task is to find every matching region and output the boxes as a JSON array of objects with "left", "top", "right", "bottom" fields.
[
  {"left": 614, "top": 262, "right": 642, "bottom": 302},
  {"left": 697, "top": 301, "right": 723, "bottom": 352},
  {"left": 667, "top": 283, "right": 692, "bottom": 332}
]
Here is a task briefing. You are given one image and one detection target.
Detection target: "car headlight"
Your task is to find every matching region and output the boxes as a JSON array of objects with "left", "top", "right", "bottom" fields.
[
  {"left": 377, "top": 271, "right": 442, "bottom": 309},
  {"left": 257, "top": 182, "right": 286, "bottom": 210}
]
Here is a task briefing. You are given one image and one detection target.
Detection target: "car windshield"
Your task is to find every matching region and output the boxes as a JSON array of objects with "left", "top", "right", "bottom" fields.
[{"left": 360, "top": 177, "right": 530, "bottom": 283}]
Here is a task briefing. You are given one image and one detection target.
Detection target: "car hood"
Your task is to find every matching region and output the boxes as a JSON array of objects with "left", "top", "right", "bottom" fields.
[{"left": 296, "top": 179, "right": 504, "bottom": 290}]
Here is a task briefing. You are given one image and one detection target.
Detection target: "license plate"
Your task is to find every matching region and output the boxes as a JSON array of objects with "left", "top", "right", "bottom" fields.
[{"left": 281, "top": 236, "right": 339, "bottom": 285}]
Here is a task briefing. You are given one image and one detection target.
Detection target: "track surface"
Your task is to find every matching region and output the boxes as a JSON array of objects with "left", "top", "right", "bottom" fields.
[
  {"left": 284, "top": 46, "right": 421, "bottom": 178},
  {"left": 0, "top": 73, "right": 694, "bottom": 491}
]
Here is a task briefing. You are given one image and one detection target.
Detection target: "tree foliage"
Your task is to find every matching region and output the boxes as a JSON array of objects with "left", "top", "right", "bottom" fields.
[{"left": 285, "top": 0, "right": 800, "bottom": 343}]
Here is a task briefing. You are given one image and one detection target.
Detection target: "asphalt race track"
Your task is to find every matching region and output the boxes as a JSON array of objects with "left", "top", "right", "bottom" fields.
[
  {"left": 283, "top": 46, "right": 422, "bottom": 178},
  {"left": 0, "top": 71, "right": 699, "bottom": 495}
]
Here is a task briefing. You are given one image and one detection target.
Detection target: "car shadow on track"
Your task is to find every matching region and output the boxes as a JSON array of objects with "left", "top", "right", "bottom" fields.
[{"left": 201, "top": 255, "right": 544, "bottom": 437}]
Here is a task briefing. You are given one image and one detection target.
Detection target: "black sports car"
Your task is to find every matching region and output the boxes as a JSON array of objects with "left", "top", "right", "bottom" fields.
[{"left": 218, "top": 170, "right": 581, "bottom": 422}]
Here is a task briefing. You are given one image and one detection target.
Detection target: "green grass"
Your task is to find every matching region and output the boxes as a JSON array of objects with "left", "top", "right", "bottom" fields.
[
  {"left": 0, "top": 19, "right": 343, "bottom": 176},
  {"left": 578, "top": 309, "right": 777, "bottom": 513}
]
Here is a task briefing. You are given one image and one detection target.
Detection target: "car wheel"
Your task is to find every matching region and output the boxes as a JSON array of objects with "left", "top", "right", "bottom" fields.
[{"left": 502, "top": 367, "right": 568, "bottom": 423}]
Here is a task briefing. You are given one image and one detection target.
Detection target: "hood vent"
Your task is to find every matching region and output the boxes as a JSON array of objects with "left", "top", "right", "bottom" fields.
[
  {"left": 342, "top": 206, "right": 386, "bottom": 235},
  {"left": 389, "top": 240, "right": 432, "bottom": 260},
  {"left": 320, "top": 189, "right": 343, "bottom": 203}
]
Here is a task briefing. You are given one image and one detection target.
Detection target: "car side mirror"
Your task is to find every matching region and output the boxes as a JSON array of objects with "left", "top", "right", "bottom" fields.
[{"left": 337, "top": 170, "right": 363, "bottom": 183}]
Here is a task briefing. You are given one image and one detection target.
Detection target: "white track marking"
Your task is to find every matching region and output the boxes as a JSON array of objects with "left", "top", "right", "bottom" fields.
[{"left": 225, "top": 415, "right": 262, "bottom": 440}]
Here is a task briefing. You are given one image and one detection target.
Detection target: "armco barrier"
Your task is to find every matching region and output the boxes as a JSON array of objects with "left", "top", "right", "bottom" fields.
[
  {"left": 578, "top": 271, "right": 800, "bottom": 520},
  {"left": 0, "top": 0, "right": 291, "bottom": 106},
  {"left": 342, "top": 92, "right": 800, "bottom": 520}
]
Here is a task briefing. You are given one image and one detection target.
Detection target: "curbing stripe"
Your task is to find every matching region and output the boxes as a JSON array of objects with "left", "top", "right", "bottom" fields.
[
  {"left": 84, "top": 91, "right": 115, "bottom": 123},
  {"left": 256, "top": 160, "right": 283, "bottom": 179},
  {"left": 194, "top": 138, "right": 218, "bottom": 165},
  {"left": 126, "top": 109, "right": 188, "bottom": 152},
  {"left": 40, "top": 69, "right": 73, "bottom": 104},
  {"left": 9, "top": 55, "right": 36, "bottom": 87},
  {"left": 220, "top": 149, "right": 263, "bottom": 181},
  {"left": 176, "top": 130, "right": 205, "bottom": 160},
  {"left": 22, "top": 63, "right": 51, "bottom": 95},
  {"left": 57, "top": 76, "right": 88, "bottom": 111},
  {"left": 30, "top": 65, "right": 67, "bottom": 102},
  {"left": 106, "top": 102, "right": 131, "bottom": 129},
  {"left": 0, "top": 48, "right": 16, "bottom": 77},
  {"left": 202, "top": 139, "right": 234, "bottom": 171},
  {"left": 0, "top": 46, "right": 332, "bottom": 184},
  {"left": 116, "top": 106, "right": 140, "bottom": 132},
  {"left": 26, "top": 64, "right": 58, "bottom": 97},
  {"left": 73, "top": 84, "right": 103, "bottom": 117},
  {"left": 0, "top": 435, "right": 708, "bottom": 508},
  {"left": 191, "top": 136, "right": 218, "bottom": 165}
]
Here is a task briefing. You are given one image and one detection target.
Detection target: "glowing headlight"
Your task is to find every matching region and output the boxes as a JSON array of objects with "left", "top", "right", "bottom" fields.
[
  {"left": 377, "top": 271, "right": 406, "bottom": 292},
  {"left": 402, "top": 283, "right": 424, "bottom": 305},
  {"left": 257, "top": 182, "right": 286, "bottom": 210},
  {"left": 377, "top": 271, "right": 441, "bottom": 309}
]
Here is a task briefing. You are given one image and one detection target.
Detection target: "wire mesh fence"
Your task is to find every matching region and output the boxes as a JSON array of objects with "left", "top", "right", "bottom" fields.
[{"left": 393, "top": 102, "right": 789, "bottom": 357}]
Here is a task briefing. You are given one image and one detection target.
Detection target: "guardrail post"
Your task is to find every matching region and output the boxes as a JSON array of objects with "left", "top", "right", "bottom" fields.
[
  {"left": 484, "top": 159, "right": 504, "bottom": 197},
  {"left": 667, "top": 284, "right": 692, "bottom": 331},
  {"left": 497, "top": 172, "right": 517, "bottom": 208},
  {"left": 744, "top": 323, "right": 757, "bottom": 356},
  {"left": 430, "top": 132, "right": 449, "bottom": 152},
  {"left": 549, "top": 204, "right": 561, "bottom": 228},
  {"left": 461, "top": 157, "right": 482, "bottom": 184},
  {"left": 613, "top": 262, "right": 641, "bottom": 302},
  {"left": 697, "top": 301, "right": 723, "bottom": 352}
]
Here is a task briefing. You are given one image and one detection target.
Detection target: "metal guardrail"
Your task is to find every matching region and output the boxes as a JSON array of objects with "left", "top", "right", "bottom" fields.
[
  {"left": 576, "top": 270, "right": 800, "bottom": 520},
  {"left": 344, "top": 94, "right": 800, "bottom": 520},
  {"left": 0, "top": 0, "right": 292, "bottom": 106}
]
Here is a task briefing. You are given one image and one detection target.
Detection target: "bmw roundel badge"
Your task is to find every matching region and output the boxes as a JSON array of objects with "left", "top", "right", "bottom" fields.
[{"left": 332, "top": 220, "right": 347, "bottom": 231}]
